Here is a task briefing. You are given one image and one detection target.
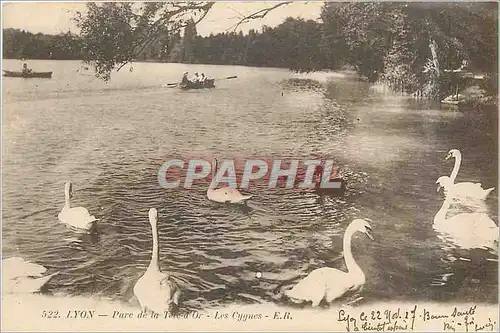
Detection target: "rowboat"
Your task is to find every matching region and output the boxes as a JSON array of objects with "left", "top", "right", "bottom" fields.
[
  {"left": 164, "top": 76, "right": 236, "bottom": 89},
  {"left": 179, "top": 79, "right": 215, "bottom": 90},
  {"left": 3, "top": 70, "right": 52, "bottom": 78},
  {"left": 441, "top": 93, "right": 465, "bottom": 106},
  {"left": 441, "top": 99, "right": 460, "bottom": 105}
]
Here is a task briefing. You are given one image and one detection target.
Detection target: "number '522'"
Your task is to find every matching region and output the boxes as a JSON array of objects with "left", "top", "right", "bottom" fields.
[{"left": 42, "top": 310, "right": 59, "bottom": 318}]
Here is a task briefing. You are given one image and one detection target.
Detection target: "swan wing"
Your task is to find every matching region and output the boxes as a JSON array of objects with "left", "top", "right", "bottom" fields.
[
  {"left": 4, "top": 271, "right": 59, "bottom": 293},
  {"left": 59, "top": 207, "right": 97, "bottom": 229},
  {"left": 134, "top": 271, "right": 180, "bottom": 312},
  {"left": 2, "top": 257, "right": 47, "bottom": 278},
  {"left": 448, "top": 183, "right": 494, "bottom": 200},
  {"left": 456, "top": 182, "right": 482, "bottom": 187},
  {"left": 70, "top": 207, "right": 97, "bottom": 220},
  {"left": 224, "top": 187, "right": 247, "bottom": 197},
  {"left": 286, "top": 269, "right": 327, "bottom": 305},
  {"left": 286, "top": 267, "right": 352, "bottom": 306},
  {"left": 223, "top": 188, "right": 252, "bottom": 202},
  {"left": 453, "top": 182, "right": 486, "bottom": 193},
  {"left": 133, "top": 273, "right": 148, "bottom": 309},
  {"left": 322, "top": 269, "right": 360, "bottom": 302},
  {"left": 159, "top": 273, "right": 181, "bottom": 305},
  {"left": 208, "top": 188, "right": 252, "bottom": 203}
]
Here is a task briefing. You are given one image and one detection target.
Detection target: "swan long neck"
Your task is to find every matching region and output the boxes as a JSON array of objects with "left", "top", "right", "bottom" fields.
[
  {"left": 64, "top": 186, "right": 71, "bottom": 209},
  {"left": 434, "top": 193, "right": 452, "bottom": 224},
  {"left": 449, "top": 152, "right": 461, "bottom": 183},
  {"left": 149, "top": 221, "right": 160, "bottom": 271},
  {"left": 208, "top": 159, "right": 217, "bottom": 191},
  {"left": 343, "top": 226, "right": 362, "bottom": 275}
]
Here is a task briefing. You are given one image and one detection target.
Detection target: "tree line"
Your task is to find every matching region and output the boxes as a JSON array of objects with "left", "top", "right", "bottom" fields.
[
  {"left": 3, "top": 17, "right": 325, "bottom": 73},
  {"left": 3, "top": 28, "right": 82, "bottom": 60}
]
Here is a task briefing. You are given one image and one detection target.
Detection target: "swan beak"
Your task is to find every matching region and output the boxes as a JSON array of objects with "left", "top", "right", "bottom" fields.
[
  {"left": 365, "top": 227, "right": 374, "bottom": 240},
  {"left": 445, "top": 153, "right": 451, "bottom": 160}
]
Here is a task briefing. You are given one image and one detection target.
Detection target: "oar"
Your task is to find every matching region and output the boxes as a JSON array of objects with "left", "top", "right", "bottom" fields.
[
  {"left": 161, "top": 82, "right": 179, "bottom": 88},
  {"left": 214, "top": 75, "right": 237, "bottom": 80}
]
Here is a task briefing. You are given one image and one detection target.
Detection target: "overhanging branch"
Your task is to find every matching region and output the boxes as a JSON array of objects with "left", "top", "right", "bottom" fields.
[
  {"left": 228, "top": 2, "right": 293, "bottom": 32},
  {"left": 119, "top": 2, "right": 215, "bottom": 71}
]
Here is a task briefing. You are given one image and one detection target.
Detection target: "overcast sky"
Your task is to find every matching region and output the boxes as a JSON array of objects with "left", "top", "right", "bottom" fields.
[{"left": 2, "top": 2, "right": 323, "bottom": 36}]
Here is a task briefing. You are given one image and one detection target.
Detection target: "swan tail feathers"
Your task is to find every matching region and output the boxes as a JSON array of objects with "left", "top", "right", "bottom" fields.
[
  {"left": 485, "top": 187, "right": 495, "bottom": 195},
  {"left": 21, "top": 271, "right": 59, "bottom": 293},
  {"left": 283, "top": 289, "right": 300, "bottom": 303},
  {"left": 45, "top": 271, "right": 60, "bottom": 281}
]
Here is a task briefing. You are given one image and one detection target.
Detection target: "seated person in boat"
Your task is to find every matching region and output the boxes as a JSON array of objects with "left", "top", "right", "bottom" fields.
[
  {"left": 22, "top": 63, "right": 32, "bottom": 74},
  {"left": 181, "top": 72, "right": 189, "bottom": 85},
  {"left": 192, "top": 72, "right": 200, "bottom": 83},
  {"left": 200, "top": 73, "right": 206, "bottom": 83}
]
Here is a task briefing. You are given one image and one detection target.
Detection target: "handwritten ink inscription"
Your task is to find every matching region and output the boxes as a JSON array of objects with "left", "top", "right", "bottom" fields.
[
  {"left": 338, "top": 305, "right": 417, "bottom": 331},
  {"left": 337, "top": 305, "right": 497, "bottom": 332}
]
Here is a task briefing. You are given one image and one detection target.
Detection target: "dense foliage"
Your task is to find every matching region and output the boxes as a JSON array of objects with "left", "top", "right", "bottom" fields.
[
  {"left": 172, "top": 18, "right": 326, "bottom": 72},
  {"left": 3, "top": 28, "right": 81, "bottom": 60},
  {"left": 319, "top": 2, "right": 498, "bottom": 96}
]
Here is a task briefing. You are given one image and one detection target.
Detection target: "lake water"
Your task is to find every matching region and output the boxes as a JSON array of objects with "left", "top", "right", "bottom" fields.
[{"left": 2, "top": 59, "right": 498, "bottom": 310}]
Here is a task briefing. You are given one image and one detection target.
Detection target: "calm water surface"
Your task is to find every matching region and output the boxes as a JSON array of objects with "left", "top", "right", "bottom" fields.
[{"left": 2, "top": 60, "right": 498, "bottom": 309}]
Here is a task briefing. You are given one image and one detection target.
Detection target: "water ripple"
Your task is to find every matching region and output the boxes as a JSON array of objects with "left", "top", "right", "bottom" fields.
[{"left": 2, "top": 61, "right": 497, "bottom": 308}]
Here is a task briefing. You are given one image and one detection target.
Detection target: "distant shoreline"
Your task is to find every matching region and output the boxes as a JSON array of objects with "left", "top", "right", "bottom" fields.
[
  {"left": 2, "top": 58, "right": 347, "bottom": 76},
  {"left": 3, "top": 58, "right": 495, "bottom": 108},
  {"left": 1, "top": 57, "right": 314, "bottom": 71}
]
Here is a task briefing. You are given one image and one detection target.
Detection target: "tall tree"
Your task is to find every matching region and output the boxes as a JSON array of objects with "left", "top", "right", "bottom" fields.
[{"left": 182, "top": 18, "right": 197, "bottom": 63}]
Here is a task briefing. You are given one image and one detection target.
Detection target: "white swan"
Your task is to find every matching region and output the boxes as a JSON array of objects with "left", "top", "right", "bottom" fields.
[
  {"left": 2, "top": 257, "right": 59, "bottom": 293},
  {"left": 58, "top": 182, "right": 98, "bottom": 230},
  {"left": 284, "top": 219, "right": 373, "bottom": 307},
  {"left": 207, "top": 158, "right": 252, "bottom": 204},
  {"left": 134, "top": 208, "right": 181, "bottom": 313},
  {"left": 441, "top": 149, "right": 495, "bottom": 200},
  {"left": 434, "top": 182, "right": 498, "bottom": 250}
]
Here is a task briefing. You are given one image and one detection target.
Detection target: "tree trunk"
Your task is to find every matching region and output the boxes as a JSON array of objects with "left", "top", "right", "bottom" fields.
[
  {"left": 430, "top": 39, "right": 439, "bottom": 74},
  {"left": 424, "top": 38, "right": 441, "bottom": 99}
]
